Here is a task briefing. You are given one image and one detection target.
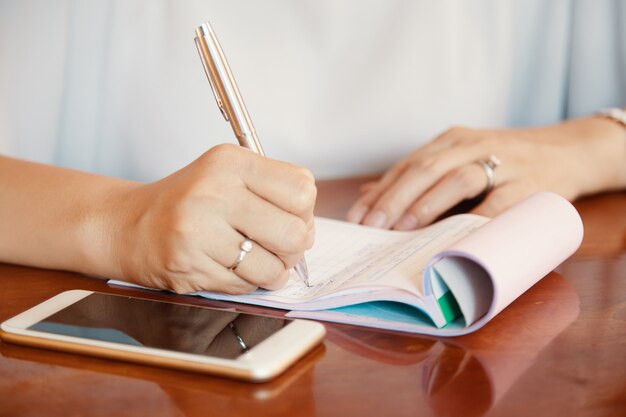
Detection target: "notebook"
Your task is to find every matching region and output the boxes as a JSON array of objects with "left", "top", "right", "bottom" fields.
[{"left": 111, "top": 192, "right": 583, "bottom": 336}]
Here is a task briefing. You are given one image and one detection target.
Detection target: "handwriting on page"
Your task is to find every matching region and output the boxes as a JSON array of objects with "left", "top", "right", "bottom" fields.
[{"left": 249, "top": 215, "right": 485, "bottom": 302}]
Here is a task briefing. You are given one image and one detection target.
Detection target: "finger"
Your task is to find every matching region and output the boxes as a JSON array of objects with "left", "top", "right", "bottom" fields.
[
  {"left": 470, "top": 183, "right": 532, "bottom": 218},
  {"left": 347, "top": 162, "right": 410, "bottom": 223},
  {"left": 361, "top": 146, "right": 494, "bottom": 228},
  {"left": 157, "top": 254, "right": 259, "bottom": 295},
  {"left": 346, "top": 127, "right": 482, "bottom": 223},
  {"left": 359, "top": 181, "right": 378, "bottom": 194},
  {"left": 234, "top": 315, "right": 286, "bottom": 347},
  {"left": 202, "top": 323, "right": 244, "bottom": 357},
  {"left": 200, "top": 145, "right": 316, "bottom": 217},
  {"left": 410, "top": 125, "right": 475, "bottom": 155},
  {"left": 393, "top": 163, "right": 490, "bottom": 230},
  {"left": 201, "top": 218, "right": 292, "bottom": 291},
  {"left": 242, "top": 153, "right": 317, "bottom": 217},
  {"left": 227, "top": 240, "right": 291, "bottom": 291},
  {"left": 223, "top": 190, "right": 314, "bottom": 266}
]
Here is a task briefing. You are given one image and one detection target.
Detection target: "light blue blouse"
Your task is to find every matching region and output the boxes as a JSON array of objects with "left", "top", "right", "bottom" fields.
[{"left": 0, "top": 0, "right": 624, "bottom": 180}]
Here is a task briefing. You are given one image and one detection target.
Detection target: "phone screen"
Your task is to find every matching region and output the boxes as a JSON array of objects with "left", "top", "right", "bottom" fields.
[{"left": 27, "top": 293, "right": 289, "bottom": 359}]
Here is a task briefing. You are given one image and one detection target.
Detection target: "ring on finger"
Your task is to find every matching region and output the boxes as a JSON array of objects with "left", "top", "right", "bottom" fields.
[
  {"left": 228, "top": 238, "right": 253, "bottom": 271},
  {"left": 474, "top": 154, "right": 501, "bottom": 195}
]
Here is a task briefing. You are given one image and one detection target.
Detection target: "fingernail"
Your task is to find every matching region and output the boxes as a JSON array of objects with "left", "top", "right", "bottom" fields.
[
  {"left": 395, "top": 214, "right": 419, "bottom": 230},
  {"left": 347, "top": 204, "right": 369, "bottom": 223},
  {"left": 363, "top": 210, "right": 387, "bottom": 228}
]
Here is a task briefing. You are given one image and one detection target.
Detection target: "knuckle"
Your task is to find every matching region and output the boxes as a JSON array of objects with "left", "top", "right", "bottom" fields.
[
  {"left": 200, "top": 143, "right": 241, "bottom": 168},
  {"left": 476, "top": 201, "right": 499, "bottom": 217},
  {"left": 491, "top": 193, "right": 514, "bottom": 211},
  {"left": 279, "top": 217, "right": 310, "bottom": 251},
  {"left": 354, "top": 191, "right": 377, "bottom": 207},
  {"left": 274, "top": 268, "right": 291, "bottom": 288},
  {"left": 208, "top": 143, "right": 238, "bottom": 159},
  {"left": 223, "top": 279, "right": 257, "bottom": 295},
  {"left": 371, "top": 200, "right": 395, "bottom": 218},
  {"left": 158, "top": 227, "right": 194, "bottom": 276},
  {"left": 281, "top": 252, "right": 303, "bottom": 269},
  {"left": 251, "top": 261, "right": 278, "bottom": 287},
  {"left": 414, "top": 203, "right": 433, "bottom": 219},
  {"left": 451, "top": 167, "right": 474, "bottom": 189},
  {"left": 150, "top": 273, "right": 175, "bottom": 292},
  {"left": 368, "top": 191, "right": 402, "bottom": 217},
  {"left": 168, "top": 279, "right": 195, "bottom": 295},
  {"left": 473, "top": 135, "right": 493, "bottom": 147},
  {"left": 304, "top": 222, "right": 315, "bottom": 250},
  {"left": 296, "top": 166, "right": 315, "bottom": 183},
  {"left": 253, "top": 265, "right": 289, "bottom": 290},
  {"left": 412, "top": 156, "right": 439, "bottom": 177},
  {"left": 161, "top": 249, "right": 192, "bottom": 276},
  {"left": 290, "top": 169, "right": 317, "bottom": 211},
  {"left": 445, "top": 125, "right": 469, "bottom": 136},
  {"left": 163, "top": 224, "right": 191, "bottom": 252}
]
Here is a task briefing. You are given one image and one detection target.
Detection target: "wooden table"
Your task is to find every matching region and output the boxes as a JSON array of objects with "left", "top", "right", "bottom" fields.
[{"left": 1, "top": 179, "right": 625, "bottom": 417}]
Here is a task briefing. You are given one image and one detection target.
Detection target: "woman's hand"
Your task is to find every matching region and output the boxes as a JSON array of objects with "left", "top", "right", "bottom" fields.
[
  {"left": 347, "top": 117, "right": 626, "bottom": 230},
  {"left": 104, "top": 144, "right": 316, "bottom": 294}
]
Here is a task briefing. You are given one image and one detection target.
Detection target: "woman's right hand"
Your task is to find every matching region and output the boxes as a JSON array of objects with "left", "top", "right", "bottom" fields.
[{"left": 102, "top": 144, "right": 316, "bottom": 294}]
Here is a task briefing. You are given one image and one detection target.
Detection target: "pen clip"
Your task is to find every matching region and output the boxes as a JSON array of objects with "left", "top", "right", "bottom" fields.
[{"left": 194, "top": 36, "right": 230, "bottom": 122}]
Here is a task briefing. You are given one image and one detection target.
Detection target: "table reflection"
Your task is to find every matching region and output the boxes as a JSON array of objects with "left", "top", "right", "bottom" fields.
[
  {"left": 324, "top": 272, "right": 580, "bottom": 417},
  {"left": 0, "top": 340, "right": 325, "bottom": 417},
  {"left": 0, "top": 272, "right": 579, "bottom": 417}
]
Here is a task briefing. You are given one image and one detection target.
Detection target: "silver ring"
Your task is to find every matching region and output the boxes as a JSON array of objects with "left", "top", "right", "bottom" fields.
[
  {"left": 229, "top": 321, "right": 249, "bottom": 352},
  {"left": 474, "top": 154, "right": 501, "bottom": 195},
  {"left": 228, "top": 238, "right": 253, "bottom": 271}
]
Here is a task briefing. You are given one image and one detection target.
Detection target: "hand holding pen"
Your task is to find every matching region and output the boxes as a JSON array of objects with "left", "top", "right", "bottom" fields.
[{"left": 195, "top": 22, "right": 314, "bottom": 287}]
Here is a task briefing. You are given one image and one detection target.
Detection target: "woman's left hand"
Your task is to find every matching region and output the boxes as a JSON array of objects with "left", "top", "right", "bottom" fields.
[{"left": 347, "top": 116, "right": 626, "bottom": 230}]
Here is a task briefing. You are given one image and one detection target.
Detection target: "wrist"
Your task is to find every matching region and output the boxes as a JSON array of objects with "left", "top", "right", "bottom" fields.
[
  {"left": 585, "top": 115, "right": 626, "bottom": 193},
  {"left": 75, "top": 179, "right": 142, "bottom": 280}
]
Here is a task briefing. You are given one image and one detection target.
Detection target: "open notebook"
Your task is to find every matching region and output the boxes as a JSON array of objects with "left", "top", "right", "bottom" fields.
[{"left": 111, "top": 192, "right": 583, "bottom": 336}]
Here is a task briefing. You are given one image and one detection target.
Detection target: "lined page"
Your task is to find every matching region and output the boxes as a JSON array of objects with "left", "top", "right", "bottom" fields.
[
  {"left": 277, "top": 219, "right": 415, "bottom": 298},
  {"left": 382, "top": 215, "right": 487, "bottom": 291},
  {"left": 198, "top": 214, "right": 488, "bottom": 305}
]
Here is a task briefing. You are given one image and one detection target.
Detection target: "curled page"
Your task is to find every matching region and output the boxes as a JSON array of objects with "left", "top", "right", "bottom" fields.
[{"left": 425, "top": 192, "right": 584, "bottom": 335}]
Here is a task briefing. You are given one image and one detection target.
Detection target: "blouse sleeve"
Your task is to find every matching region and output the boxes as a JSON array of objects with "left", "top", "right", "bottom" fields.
[{"left": 566, "top": 0, "right": 626, "bottom": 118}]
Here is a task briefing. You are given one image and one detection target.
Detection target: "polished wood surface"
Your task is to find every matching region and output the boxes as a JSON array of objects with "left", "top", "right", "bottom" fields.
[{"left": 1, "top": 179, "right": 625, "bottom": 417}]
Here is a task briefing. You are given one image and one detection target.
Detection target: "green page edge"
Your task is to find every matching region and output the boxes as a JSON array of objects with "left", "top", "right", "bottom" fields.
[{"left": 437, "top": 291, "right": 462, "bottom": 324}]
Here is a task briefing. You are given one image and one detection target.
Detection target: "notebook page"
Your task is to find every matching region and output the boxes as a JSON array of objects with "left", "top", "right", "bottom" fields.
[
  {"left": 382, "top": 214, "right": 487, "bottom": 291},
  {"left": 303, "top": 215, "right": 487, "bottom": 295},
  {"left": 194, "top": 215, "right": 488, "bottom": 306},
  {"left": 224, "top": 218, "right": 415, "bottom": 302}
]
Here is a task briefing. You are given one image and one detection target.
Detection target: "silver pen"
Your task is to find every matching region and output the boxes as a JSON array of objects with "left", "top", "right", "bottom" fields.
[{"left": 194, "top": 21, "right": 311, "bottom": 287}]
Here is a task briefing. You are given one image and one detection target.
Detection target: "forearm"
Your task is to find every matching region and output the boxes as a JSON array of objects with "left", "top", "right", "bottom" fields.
[
  {"left": 0, "top": 146, "right": 316, "bottom": 294},
  {"left": 0, "top": 155, "right": 137, "bottom": 278},
  {"left": 551, "top": 115, "right": 626, "bottom": 196}
]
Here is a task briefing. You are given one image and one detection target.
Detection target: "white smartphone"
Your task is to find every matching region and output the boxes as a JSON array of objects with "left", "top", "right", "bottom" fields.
[{"left": 0, "top": 290, "right": 326, "bottom": 382}]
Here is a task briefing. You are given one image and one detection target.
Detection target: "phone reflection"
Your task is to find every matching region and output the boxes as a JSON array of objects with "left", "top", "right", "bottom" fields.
[
  {"left": 0, "top": 340, "right": 325, "bottom": 416},
  {"left": 324, "top": 272, "right": 580, "bottom": 417},
  {"left": 1, "top": 293, "right": 326, "bottom": 417},
  {"left": 31, "top": 293, "right": 288, "bottom": 359}
]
